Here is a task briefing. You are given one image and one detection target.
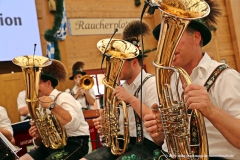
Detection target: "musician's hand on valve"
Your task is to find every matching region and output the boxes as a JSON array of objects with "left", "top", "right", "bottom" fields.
[
  {"left": 93, "top": 109, "right": 104, "bottom": 135},
  {"left": 144, "top": 103, "right": 164, "bottom": 146},
  {"left": 112, "top": 86, "right": 133, "bottom": 103},
  {"left": 79, "top": 87, "right": 86, "bottom": 95},
  {"left": 144, "top": 103, "right": 163, "bottom": 138},
  {"left": 75, "top": 87, "right": 85, "bottom": 99},
  {"left": 29, "top": 124, "right": 40, "bottom": 139},
  {"left": 184, "top": 83, "right": 215, "bottom": 118}
]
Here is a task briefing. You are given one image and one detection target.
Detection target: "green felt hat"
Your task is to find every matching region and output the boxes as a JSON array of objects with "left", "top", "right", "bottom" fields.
[
  {"left": 69, "top": 61, "right": 86, "bottom": 80},
  {"left": 152, "top": 20, "right": 212, "bottom": 46},
  {"left": 69, "top": 69, "right": 86, "bottom": 80},
  {"left": 41, "top": 72, "right": 59, "bottom": 87},
  {"left": 41, "top": 60, "right": 67, "bottom": 87},
  {"left": 152, "top": 0, "right": 222, "bottom": 47}
]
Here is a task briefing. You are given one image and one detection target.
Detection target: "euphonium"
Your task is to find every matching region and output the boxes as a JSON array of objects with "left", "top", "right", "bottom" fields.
[
  {"left": 13, "top": 55, "right": 67, "bottom": 150},
  {"left": 97, "top": 38, "right": 139, "bottom": 155},
  {"left": 150, "top": 0, "right": 210, "bottom": 159},
  {"left": 77, "top": 75, "right": 94, "bottom": 90}
]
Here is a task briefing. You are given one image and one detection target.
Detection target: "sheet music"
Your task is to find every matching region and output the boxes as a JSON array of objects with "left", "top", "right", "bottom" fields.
[{"left": 0, "top": 131, "right": 21, "bottom": 153}]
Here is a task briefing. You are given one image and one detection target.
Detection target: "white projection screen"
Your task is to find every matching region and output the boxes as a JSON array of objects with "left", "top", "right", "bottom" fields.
[{"left": 0, "top": 0, "right": 42, "bottom": 62}]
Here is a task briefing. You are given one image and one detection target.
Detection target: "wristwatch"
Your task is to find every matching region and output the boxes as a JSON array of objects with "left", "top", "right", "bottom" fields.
[{"left": 49, "top": 102, "right": 56, "bottom": 110}]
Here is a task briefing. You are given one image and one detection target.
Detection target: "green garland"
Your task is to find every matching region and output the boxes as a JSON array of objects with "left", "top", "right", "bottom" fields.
[{"left": 44, "top": 0, "right": 63, "bottom": 60}]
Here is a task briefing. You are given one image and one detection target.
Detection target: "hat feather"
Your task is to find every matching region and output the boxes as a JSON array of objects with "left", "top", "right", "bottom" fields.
[
  {"left": 122, "top": 20, "right": 150, "bottom": 40},
  {"left": 42, "top": 60, "right": 67, "bottom": 82},
  {"left": 72, "top": 61, "right": 85, "bottom": 71},
  {"left": 201, "top": 0, "right": 222, "bottom": 29}
]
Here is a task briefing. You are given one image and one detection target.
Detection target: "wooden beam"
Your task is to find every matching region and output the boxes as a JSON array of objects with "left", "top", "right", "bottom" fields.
[{"left": 225, "top": 0, "right": 240, "bottom": 71}]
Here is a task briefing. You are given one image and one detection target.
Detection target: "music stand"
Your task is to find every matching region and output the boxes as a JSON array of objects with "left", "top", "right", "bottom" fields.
[{"left": 0, "top": 132, "right": 22, "bottom": 159}]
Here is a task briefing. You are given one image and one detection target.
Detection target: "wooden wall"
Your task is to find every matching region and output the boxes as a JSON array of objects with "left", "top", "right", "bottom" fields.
[{"left": 1, "top": 0, "right": 240, "bottom": 123}]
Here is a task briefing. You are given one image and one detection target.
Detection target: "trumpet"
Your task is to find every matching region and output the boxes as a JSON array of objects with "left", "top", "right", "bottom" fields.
[{"left": 76, "top": 75, "right": 94, "bottom": 90}]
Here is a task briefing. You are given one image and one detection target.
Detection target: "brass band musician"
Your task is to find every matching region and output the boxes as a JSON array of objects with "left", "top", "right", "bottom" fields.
[
  {"left": 66, "top": 61, "right": 96, "bottom": 110},
  {"left": 20, "top": 60, "right": 90, "bottom": 160},
  {"left": 81, "top": 20, "right": 160, "bottom": 160},
  {"left": 144, "top": 5, "right": 240, "bottom": 160}
]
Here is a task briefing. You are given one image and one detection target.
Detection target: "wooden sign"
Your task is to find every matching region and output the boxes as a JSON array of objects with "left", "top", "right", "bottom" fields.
[{"left": 67, "top": 18, "right": 138, "bottom": 35}]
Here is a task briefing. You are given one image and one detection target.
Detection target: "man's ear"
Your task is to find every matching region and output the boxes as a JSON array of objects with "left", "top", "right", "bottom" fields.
[
  {"left": 47, "top": 80, "right": 52, "bottom": 87},
  {"left": 132, "top": 58, "right": 138, "bottom": 66},
  {"left": 194, "top": 31, "right": 202, "bottom": 44}
]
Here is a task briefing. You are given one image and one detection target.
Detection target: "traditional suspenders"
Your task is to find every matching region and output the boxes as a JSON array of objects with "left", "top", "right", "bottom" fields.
[
  {"left": 203, "top": 64, "right": 229, "bottom": 91},
  {"left": 129, "top": 64, "right": 229, "bottom": 145},
  {"left": 55, "top": 92, "right": 63, "bottom": 101},
  {"left": 188, "top": 64, "right": 229, "bottom": 152},
  {"left": 187, "top": 64, "right": 229, "bottom": 114},
  {"left": 133, "top": 74, "right": 154, "bottom": 144}
]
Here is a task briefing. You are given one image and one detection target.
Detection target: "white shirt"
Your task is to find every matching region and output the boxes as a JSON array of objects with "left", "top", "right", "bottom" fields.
[
  {"left": 162, "top": 53, "right": 240, "bottom": 159},
  {"left": 17, "top": 90, "right": 30, "bottom": 121},
  {"left": 118, "top": 70, "right": 159, "bottom": 141},
  {"left": 50, "top": 89, "right": 89, "bottom": 136},
  {"left": 0, "top": 106, "right": 13, "bottom": 136},
  {"left": 68, "top": 86, "right": 95, "bottom": 110}
]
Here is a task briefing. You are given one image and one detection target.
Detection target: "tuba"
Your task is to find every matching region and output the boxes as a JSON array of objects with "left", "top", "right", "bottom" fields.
[
  {"left": 150, "top": 0, "right": 210, "bottom": 159},
  {"left": 97, "top": 38, "right": 139, "bottom": 155},
  {"left": 13, "top": 55, "right": 67, "bottom": 150}
]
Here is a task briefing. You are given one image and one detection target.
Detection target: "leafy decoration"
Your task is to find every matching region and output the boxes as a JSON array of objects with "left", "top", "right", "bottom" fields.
[{"left": 44, "top": 0, "right": 64, "bottom": 60}]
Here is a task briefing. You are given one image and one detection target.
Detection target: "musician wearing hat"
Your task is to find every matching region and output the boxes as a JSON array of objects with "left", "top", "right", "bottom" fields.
[
  {"left": 144, "top": 1, "right": 240, "bottom": 159},
  {"left": 20, "top": 60, "right": 90, "bottom": 160},
  {"left": 81, "top": 20, "right": 160, "bottom": 160},
  {"left": 66, "top": 61, "right": 96, "bottom": 110}
]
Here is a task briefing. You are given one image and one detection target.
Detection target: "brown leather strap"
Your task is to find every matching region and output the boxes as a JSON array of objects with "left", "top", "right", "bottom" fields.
[
  {"left": 133, "top": 74, "right": 154, "bottom": 144},
  {"left": 54, "top": 92, "right": 63, "bottom": 102},
  {"left": 204, "top": 64, "right": 229, "bottom": 91},
  {"left": 188, "top": 64, "right": 229, "bottom": 156}
]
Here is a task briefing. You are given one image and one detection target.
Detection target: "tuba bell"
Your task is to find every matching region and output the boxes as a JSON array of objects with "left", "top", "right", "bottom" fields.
[
  {"left": 13, "top": 55, "right": 67, "bottom": 150},
  {"left": 149, "top": 0, "right": 210, "bottom": 159},
  {"left": 97, "top": 38, "right": 139, "bottom": 155}
]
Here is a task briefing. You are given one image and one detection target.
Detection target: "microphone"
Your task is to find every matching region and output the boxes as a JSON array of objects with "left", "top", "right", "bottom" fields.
[
  {"left": 146, "top": 0, "right": 159, "bottom": 15},
  {"left": 33, "top": 44, "right": 38, "bottom": 71},
  {"left": 101, "top": 28, "right": 118, "bottom": 64},
  {"left": 33, "top": 44, "right": 37, "bottom": 56},
  {"left": 104, "top": 28, "right": 118, "bottom": 56}
]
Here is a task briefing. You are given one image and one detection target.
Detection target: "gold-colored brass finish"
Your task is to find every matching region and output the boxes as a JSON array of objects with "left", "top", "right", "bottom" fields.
[
  {"left": 13, "top": 55, "right": 52, "bottom": 67},
  {"left": 96, "top": 38, "right": 139, "bottom": 155},
  {"left": 97, "top": 38, "right": 139, "bottom": 59},
  {"left": 102, "top": 57, "right": 129, "bottom": 156},
  {"left": 13, "top": 55, "right": 67, "bottom": 150},
  {"left": 156, "top": 0, "right": 210, "bottom": 19},
  {"left": 151, "top": 0, "right": 209, "bottom": 159},
  {"left": 77, "top": 75, "right": 94, "bottom": 90}
]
